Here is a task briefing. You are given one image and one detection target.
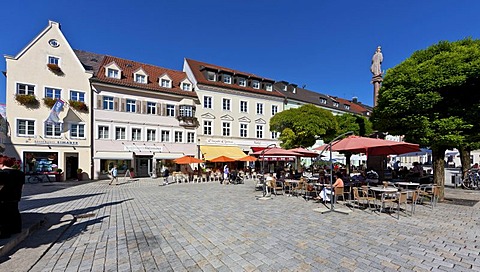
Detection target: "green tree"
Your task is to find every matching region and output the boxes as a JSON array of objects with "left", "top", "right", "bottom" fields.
[
  {"left": 335, "top": 113, "right": 373, "bottom": 137},
  {"left": 372, "top": 39, "right": 480, "bottom": 199},
  {"left": 270, "top": 104, "right": 337, "bottom": 149}
]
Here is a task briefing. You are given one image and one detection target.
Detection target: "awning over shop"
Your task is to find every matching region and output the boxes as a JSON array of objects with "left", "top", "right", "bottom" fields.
[
  {"left": 200, "top": 145, "right": 247, "bottom": 161},
  {"left": 93, "top": 151, "right": 133, "bottom": 160},
  {"left": 153, "top": 153, "right": 184, "bottom": 160},
  {"left": 251, "top": 147, "right": 266, "bottom": 152}
]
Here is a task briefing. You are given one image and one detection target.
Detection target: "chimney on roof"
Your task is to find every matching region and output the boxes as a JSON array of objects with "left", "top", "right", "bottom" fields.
[{"left": 352, "top": 97, "right": 358, "bottom": 103}]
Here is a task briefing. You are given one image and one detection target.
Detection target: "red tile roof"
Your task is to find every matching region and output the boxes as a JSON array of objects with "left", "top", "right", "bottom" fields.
[
  {"left": 94, "top": 56, "right": 197, "bottom": 98},
  {"left": 333, "top": 97, "right": 372, "bottom": 115},
  {"left": 185, "top": 58, "right": 284, "bottom": 97}
]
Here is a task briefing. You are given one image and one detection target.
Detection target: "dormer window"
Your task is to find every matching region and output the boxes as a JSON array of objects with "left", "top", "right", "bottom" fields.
[
  {"left": 265, "top": 83, "right": 272, "bottom": 91},
  {"left": 252, "top": 80, "right": 260, "bottom": 89},
  {"left": 107, "top": 68, "right": 119, "bottom": 79},
  {"left": 333, "top": 102, "right": 339, "bottom": 107},
  {"left": 282, "top": 85, "right": 287, "bottom": 91},
  {"left": 238, "top": 78, "right": 246, "bottom": 87},
  {"left": 344, "top": 105, "right": 350, "bottom": 110},
  {"left": 135, "top": 74, "right": 146, "bottom": 83},
  {"left": 207, "top": 71, "right": 216, "bottom": 81},
  {"left": 223, "top": 75, "right": 232, "bottom": 84},
  {"left": 319, "top": 98, "right": 327, "bottom": 104},
  {"left": 161, "top": 79, "right": 171, "bottom": 88},
  {"left": 182, "top": 82, "right": 191, "bottom": 91}
]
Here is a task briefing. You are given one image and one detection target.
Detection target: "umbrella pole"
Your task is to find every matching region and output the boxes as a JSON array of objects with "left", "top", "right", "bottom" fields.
[{"left": 314, "top": 131, "right": 353, "bottom": 215}]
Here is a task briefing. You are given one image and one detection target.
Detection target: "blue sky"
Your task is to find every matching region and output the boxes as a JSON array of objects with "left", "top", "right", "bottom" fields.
[{"left": 1, "top": 1, "right": 480, "bottom": 107}]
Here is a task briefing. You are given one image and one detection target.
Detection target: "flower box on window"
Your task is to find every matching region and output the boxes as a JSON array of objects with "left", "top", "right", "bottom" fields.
[
  {"left": 47, "top": 63, "right": 63, "bottom": 75},
  {"left": 15, "top": 94, "right": 40, "bottom": 108},
  {"left": 69, "top": 100, "right": 89, "bottom": 112},
  {"left": 43, "top": 97, "right": 57, "bottom": 108}
]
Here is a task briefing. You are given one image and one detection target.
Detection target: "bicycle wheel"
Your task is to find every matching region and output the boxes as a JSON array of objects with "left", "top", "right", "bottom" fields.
[{"left": 27, "top": 176, "right": 40, "bottom": 184}]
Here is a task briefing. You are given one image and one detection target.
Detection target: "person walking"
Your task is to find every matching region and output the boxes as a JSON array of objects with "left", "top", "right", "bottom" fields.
[{"left": 109, "top": 164, "right": 118, "bottom": 185}]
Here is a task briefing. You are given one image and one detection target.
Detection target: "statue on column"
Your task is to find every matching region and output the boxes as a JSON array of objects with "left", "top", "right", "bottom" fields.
[{"left": 370, "top": 46, "right": 383, "bottom": 77}]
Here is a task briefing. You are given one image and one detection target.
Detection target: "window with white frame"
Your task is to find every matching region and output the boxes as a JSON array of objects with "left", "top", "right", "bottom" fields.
[
  {"left": 45, "top": 87, "right": 61, "bottom": 99},
  {"left": 98, "top": 125, "right": 109, "bottom": 139},
  {"left": 16, "top": 83, "right": 35, "bottom": 95},
  {"left": 207, "top": 71, "right": 216, "bottom": 81},
  {"left": 70, "top": 124, "right": 85, "bottom": 138},
  {"left": 187, "top": 132, "right": 195, "bottom": 143},
  {"left": 222, "top": 98, "right": 231, "bottom": 111},
  {"left": 115, "top": 127, "right": 126, "bottom": 140},
  {"left": 132, "top": 128, "right": 142, "bottom": 141},
  {"left": 174, "top": 131, "right": 183, "bottom": 143},
  {"left": 135, "top": 74, "right": 146, "bottom": 83},
  {"left": 252, "top": 80, "right": 260, "bottom": 89},
  {"left": 256, "top": 125, "right": 263, "bottom": 139},
  {"left": 240, "top": 101, "right": 248, "bottom": 113},
  {"left": 223, "top": 75, "right": 232, "bottom": 84},
  {"left": 70, "top": 91, "right": 85, "bottom": 102},
  {"left": 45, "top": 122, "right": 62, "bottom": 137},
  {"left": 126, "top": 99, "right": 136, "bottom": 113},
  {"left": 161, "top": 130, "right": 170, "bottom": 142},
  {"left": 265, "top": 83, "right": 272, "bottom": 91},
  {"left": 147, "top": 129, "right": 156, "bottom": 141},
  {"left": 179, "top": 105, "right": 194, "bottom": 117},
  {"left": 182, "top": 82, "right": 191, "bottom": 91},
  {"left": 333, "top": 102, "right": 339, "bottom": 107},
  {"left": 203, "top": 96, "right": 212, "bottom": 109},
  {"left": 203, "top": 120, "right": 212, "bottom": 135},
  {"left": 161, "top": 79, "right": 171, "bottom": 88},
  {"left": 240, "top": 123, "right": 248, "bottom": 138},
  {"left": 256, "top": 103, "right": 264, "bottom": 115},
  {"left": 17, "top": 119, "right": 35, "bottom": 136},
  {"left": 48, "top": 56, "right": 59, "bottom": 65},
  {"left": 103, "top": 96, "right": 114, "bottom": 110},
  {"left": 107, "top": 68, "right": 119, "bottom": 79},
  {"left": 147, "top": 102, "right": 156, "bottom": 114},
  {"left": 344, "top": 105, "right": 350, "bottom": 110},
  {"left": 271, "top": 105, "right": 278, "bottom": 116},
  {"left": 166, "top": 104, "right": 175, "bottom": 116},
  {"left": 238, "top": 78, "right": 246, "bottom": 87},
  {"left": 319, "top": 98, "right": 327, "bottom": 104},
  {"left": 222, "top": 122, "right": 231, "bottom": 136},
  {"left": 271, "top": 131, "right": 279, "bottom": 139}
]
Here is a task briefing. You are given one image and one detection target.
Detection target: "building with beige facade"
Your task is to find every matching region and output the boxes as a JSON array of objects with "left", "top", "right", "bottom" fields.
[{"left": 3, "top": 21, "right": 92, "bottom": 180}]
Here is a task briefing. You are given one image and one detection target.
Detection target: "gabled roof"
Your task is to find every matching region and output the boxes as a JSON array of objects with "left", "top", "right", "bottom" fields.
[
  {"left": 91, "top": 55, "right": 197, "bottom": 98},
  {"left": 332, "top": 96, "right": 373, "bottom": 115},
  {"left": 185, "top": 58, "right": 283, "bottom": 97},
  {"left": 74, "top": 49, "right": 105, "bottom": 76}
]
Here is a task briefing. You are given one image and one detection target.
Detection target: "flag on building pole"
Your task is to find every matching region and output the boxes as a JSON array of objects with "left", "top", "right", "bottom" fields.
[{"left": 46, "top": 99, "right": 64, "bottom": 124}]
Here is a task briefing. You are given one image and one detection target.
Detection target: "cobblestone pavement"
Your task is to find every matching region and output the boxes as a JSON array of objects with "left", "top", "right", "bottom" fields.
[{"left": 10, "top": 179, "right": 480, "bottom": 271}]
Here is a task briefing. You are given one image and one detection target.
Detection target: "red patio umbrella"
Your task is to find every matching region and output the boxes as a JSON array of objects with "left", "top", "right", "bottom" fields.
[
  {"left": 238, "top": 155, "right": 258, "bottom": 162},
  {"left": 209, "top": 155, "right": 236, "bottom": 162},
  {"left": 323, "top": 135, "right": 420, "bottom": 156},
  {"left": 288, "top": 147, "right": 320, "bottom": 157},
  {"left": 174, "top": 155, "right": 204, "bottom": 164}
]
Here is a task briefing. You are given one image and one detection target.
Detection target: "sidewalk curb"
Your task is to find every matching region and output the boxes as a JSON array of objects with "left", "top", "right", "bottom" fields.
[{"left": 0, "top": 215, "right": 47, "bottom": 258}]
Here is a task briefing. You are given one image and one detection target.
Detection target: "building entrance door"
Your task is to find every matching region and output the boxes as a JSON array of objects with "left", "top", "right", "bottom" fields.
[
  {"left": 135, "top": 156, "right": 151, "bottom": 177},
  {"left": 65, "top": 153, "right": 79, "bottom": 180}
]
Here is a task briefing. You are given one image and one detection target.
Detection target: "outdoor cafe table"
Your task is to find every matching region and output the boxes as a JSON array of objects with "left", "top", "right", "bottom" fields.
[
  {"left": 370, "top": 186, "right": 398, "bottom": 212},
  {"left": 395, "top": 182, "right": 420, "bottom": 189}
]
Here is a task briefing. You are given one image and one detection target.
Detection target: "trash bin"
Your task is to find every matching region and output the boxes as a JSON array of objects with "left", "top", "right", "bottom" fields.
[{"left": 451, "top": 174, "right": 461, "bottom": 188}]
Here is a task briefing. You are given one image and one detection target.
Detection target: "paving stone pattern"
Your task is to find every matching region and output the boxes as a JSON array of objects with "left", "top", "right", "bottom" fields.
[{"left": 18, "top": 179, "right": 480, "bottom": 271}]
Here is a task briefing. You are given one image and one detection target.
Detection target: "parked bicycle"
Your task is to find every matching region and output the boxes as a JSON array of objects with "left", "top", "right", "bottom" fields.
[
  {"left": 462, "top": 169, "right": 480, "bottom": 190},
  {"left": 26, "top": 174, "right": 51, "bottom": 184}
]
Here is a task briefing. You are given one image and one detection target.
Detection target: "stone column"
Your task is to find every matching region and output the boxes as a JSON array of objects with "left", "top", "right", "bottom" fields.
[{"left": 371, "top": 75, "right": 383, "bottom": 107}]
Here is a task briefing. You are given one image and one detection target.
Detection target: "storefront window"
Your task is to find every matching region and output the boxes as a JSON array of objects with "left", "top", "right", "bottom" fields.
[
  {"left": 100, "top": 159, "right": 131, "bottom": 175},
  {"left": 24, "top": 152, "right": 58, "bottom": 173}
]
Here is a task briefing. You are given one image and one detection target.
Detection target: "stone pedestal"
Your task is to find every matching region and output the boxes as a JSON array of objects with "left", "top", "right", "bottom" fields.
[{"left": 371, "top": 75, "right": 383, "bottom": 107}]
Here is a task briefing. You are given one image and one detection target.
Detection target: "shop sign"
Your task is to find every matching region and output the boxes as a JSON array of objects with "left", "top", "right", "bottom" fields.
[
  {"left": 124, "top": 145, "right": 163, "bottom": 152},
  {"left": 34, "top": 140, "right": 79, "bottom": 146}
]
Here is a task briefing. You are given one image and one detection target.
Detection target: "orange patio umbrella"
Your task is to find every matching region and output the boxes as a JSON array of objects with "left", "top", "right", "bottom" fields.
[
  {"left": 238, "top": 155, "right": 258, "bottom": 162},
  {"left": 174, "top": 155, "right": 204, "bottom": 164},
  {"left": 209, "top": 155, "right": 236, "bottom": 163}
]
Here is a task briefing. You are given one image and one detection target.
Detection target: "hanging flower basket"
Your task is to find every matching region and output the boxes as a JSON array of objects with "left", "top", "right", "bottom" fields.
[
  {"left": 43, "top": 97, "right": 57, "bottom": 108},
  {"left": 15, "top": 94, "right": 40, "bottom": 108},
  {"left": 47, "top": 63, "right": 64, "bottom": 75},
  {"left": 69, "top": 100, "right": 89, "bottom": 112}
]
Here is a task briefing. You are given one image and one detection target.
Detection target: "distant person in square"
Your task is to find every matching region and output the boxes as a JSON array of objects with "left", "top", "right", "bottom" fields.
[{"left": 109, "top": 164, "right": 118, "bottom": 185}]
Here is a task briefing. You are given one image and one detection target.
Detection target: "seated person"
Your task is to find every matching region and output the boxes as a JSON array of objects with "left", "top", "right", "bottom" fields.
[
  {"left": 316, "top": 171, "right": 344, "bottom": 202},
  {"left": 265, "top": 173, "right": 276, "bottom": 195},
  {"left": 411, "top": 162, "right": 424, "bottom": 177}
]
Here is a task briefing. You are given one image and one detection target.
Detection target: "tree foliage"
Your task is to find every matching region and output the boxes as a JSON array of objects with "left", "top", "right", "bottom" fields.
[
  {"left": 270, "top": 104, "right": 337, "bottom": 149},
  {"left": 335, "top": 113, "right": 373, "bottom": 137},
  {"left": 372, "top": 38, "right": 480, "bottom": 198}
]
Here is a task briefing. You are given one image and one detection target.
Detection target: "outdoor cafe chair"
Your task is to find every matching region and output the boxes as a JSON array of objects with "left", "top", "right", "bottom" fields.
[
  {"left": 387, "top": 191, "right": 409, "bottom": 219},
  {"left": 418, "top": 184, "right": 440, "bottom": 210},
  {"left": 272, "top": 180, "right": 284, "bottom": 196},
  {"left": 352, "top": 187, "right": 376, "bottom": 212}
]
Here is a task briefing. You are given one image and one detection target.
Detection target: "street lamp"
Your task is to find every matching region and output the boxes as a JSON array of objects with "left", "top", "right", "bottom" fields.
[
  {"left": 257, "top": 143, "right": 276, "bottom": 200},
  {"left": 316, "top": 131, "right": 353, "bottom": 214}
]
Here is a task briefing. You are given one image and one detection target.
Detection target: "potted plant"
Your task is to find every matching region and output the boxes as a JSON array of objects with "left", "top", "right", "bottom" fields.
[
  {"left": 68, "top": 100, "right": 89, "bottom": 112},
  {"left": 77, "top": 168, "right": 83, "bottom": 181},
  {"left": 55, "top": 168, "right": 63, "bottom": 182},
  {"left": 43, "top": 97, "right": 57, "bottom": 108},
  {"left": 15, "top": 94, "right": 40, "bottom": 108}
]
